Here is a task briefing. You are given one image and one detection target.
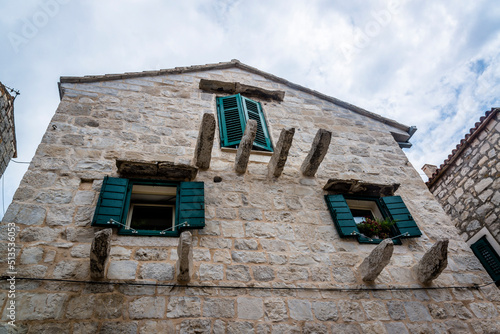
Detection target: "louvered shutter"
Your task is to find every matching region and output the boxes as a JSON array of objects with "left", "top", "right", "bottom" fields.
[
  {"left": 217, "top": 95, "right": 246, "bottom": 147},
  {"left": 92, "top": 176, "right": 129, "bottom": 227},
  {"left": 380, "top": 196, "right": 421, "bottom": 238},
  {"left": 241, "top": 96, "right": 273, "bottom": 152},
  {"left": 471, "top": 237, "right": 500, "bottom": 283},
  {"left": 177, "top": 182, "right": 205, "bottom": 230},
  {"left": 324, "top": 194, "right": 359, "bottom": 237}
]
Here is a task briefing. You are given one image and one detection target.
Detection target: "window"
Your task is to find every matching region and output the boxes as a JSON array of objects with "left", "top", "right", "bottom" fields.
[
  {"left": 470, "top": 236, "right": 500, "bottom": 285},
  {"left": 92, "top": 177, "right": 205, "bottom": 236},
  {"left": 324, "top": 194, "right": 422, "bottom": 244},
  {"left": 216, "top": 93, "right": 273, "bottom": 152}
]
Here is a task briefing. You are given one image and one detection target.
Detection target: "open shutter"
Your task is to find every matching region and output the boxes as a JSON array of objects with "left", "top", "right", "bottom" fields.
[
  {"left": 92, "top": 176, "right": 129, "bottom": 228},
  {"left": 178, "top": 182, "right": 205, "bottom": 230},
  {"left": 381, "top": 196, "right": 421, "bottom": 238},
  {"left": 217, "top": 95, "right": 246, "bottom": 147},
  {"left": 242, "top": 96, "right": 273, "bottom": 152},
  {"left": 324, "top": 194, "right": 359, "bottom": 237},
  {"left": 471, "top": 236, "right": 500, "bottom": 283}
]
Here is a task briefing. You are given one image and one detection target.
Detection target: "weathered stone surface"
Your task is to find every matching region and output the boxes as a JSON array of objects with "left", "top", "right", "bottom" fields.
[
  {"left": 94, "top": 294, "right": 125, "bottom": 319},
  {"left": 71, "top": 244, "right": 91, "bottom": 258},
  {"left": 129, "top": 296, "right": 166, "bottom": 319},
  {"left": 177, "top": 231, "right": 193, "bottom": 283},
  {"left": 252, "top": 266, "right": 275, "bottom": 281},
  {"left": 203, "top": 298, "right": 235, "bottom": 318},
  {"left": 232, "top": 250, "right": 266, "bottom": 263},
  {"left": 312, "top": 301, "right": 339, "bottom": 321},
  {"left": 362, "top": 301, "right": 390, "bottom": 320},
  {"left": 116, "top": 159, "right": 198, "bottom": 180},
  {"left": 387, "top": 301, "right": 406, "bottom": 320},
  {"left": 300, "top": 128, "right": 332, "bottom": 176},
  {"left": 385, "top": 322, "right": 409, "bottom": 334},
  {"left": 234, "top": 119, "right": 258, "bottom": 174},
  {"left": 167, "top": 297, "right": 202, "bottom": 318},
  {"left": 140, "top": 263, "right": 174, "bottom": 281},
  {"left": 134, "top": 247, "right": 167, "bottom": 261},
  {"left": 267, "top": 128, "right": 295, "bottom": 178},
  {"left": 90, "top": 228, "right": 112, "bottom": 279},
  {"left": 199, "top": 79, "right": 285, "bottom": 101},
  {"left": 404, "top": 301, "right": 433, "bottom": 322},
  {"left": 415, "top": 238, "right": 448, "bottom": 284},
  {"left": 198, "top": 263, "right": 224, "bottom": 281},
  {"left": 73, "top": 322, "right": 99, "bottom": 334},
  {"left": 179, "top": 319, "right": 211, "bottom": 334},
  {"left": 193, "top": 113, "right": 216, "bottom": 169},
  {"left": 66, "top": 295, "right": 95, "bottom": 319},
  {"left": 359, "top": 239, "right": 394, "bottom": 281},
  {"left": 53, "top": 260, "right": 89, "bottom": 279},
  {"left": 227, "top": 322, "right": 254, "bottom": 334},
  {"left": 338, "top": 301, "right": 366, "bottom": 322},
  {"left": 264, "top": 298, "right": 288, "bottom": 322},
  {"left": 238, "top": 297, "right": 264, "bottom": 320},
  {"left": 21, "top": 247, "right": 44, "bottom": 264},
  {"left": 98, "top": 322, "right": 138, "bottom": 334},
  {"left": 107, "top": 260, "right": 138, "bottom": 280},
  {"left": 288, "top": 299, "right": 313, "bottom": 320},
  {"left": 226, "top": 265, "right": 251, "bottom": 281},
  {"left": 323, "top": 179, "right": 399, "bottom": 196},
  {"left": 17, "top": 293, "right": 67, "bottom": 320}
]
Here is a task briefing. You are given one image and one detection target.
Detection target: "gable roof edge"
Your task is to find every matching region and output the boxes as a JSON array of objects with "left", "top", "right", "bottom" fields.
[{"left": 59, "top": 59, "right": 411, "bottom": 133}]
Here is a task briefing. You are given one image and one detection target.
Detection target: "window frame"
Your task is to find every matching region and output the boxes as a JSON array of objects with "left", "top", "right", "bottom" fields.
[
  {"left": 91, "top": 176, "right": 205, "bottom": 237},
  {"left": 324, "top": 194, "right": 421, "bottom": 244},
  {"left": 216, "top": 93, "right": 273, "bottom": 152}
]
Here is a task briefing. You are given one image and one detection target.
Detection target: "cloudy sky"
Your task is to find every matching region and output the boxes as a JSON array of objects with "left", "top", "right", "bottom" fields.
[{"left": 1, "top": 0, "right": 499, "bottom": 219}]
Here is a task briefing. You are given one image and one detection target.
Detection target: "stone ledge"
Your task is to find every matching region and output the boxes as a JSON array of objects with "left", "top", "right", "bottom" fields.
[
  {"left": 323, "top": 179, "right": 399, "bottom": 197},
  {"left": 199, "top": 79, "right": 285, "bottom": 102},
  {"left": 116, "top": 160, "right": 198, "bottom": 180}
]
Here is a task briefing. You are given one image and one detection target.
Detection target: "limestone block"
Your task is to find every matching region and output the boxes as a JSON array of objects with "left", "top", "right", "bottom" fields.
[
  {"left": 107, "top": 261, "right": 138, "bottom": 280},
  {"left": 226, "top": 265, "right": 251, "bottom": 281},
  {"left": 300, "top": 128, "right": 332, "bottom": 177},
  {"left": 267, "top": 128, "right": 295, "bottom": 178},
  {"left": 264, "top": 298, "right": 288, "bottom": 322},
  {"left": 193, "top": 113, "right": 216, "bottom": 169},
  {"left": 94, "top": 294, "right": 125, "bottom": 319},
  {"left": 288, "top": 299, "right": 313, "bottom": 321},
  {"left": 140, "top": 263, "right": 174, "bottom": 281},
  {"left": 90, "top": 228, "right": 112, "bottom": 279},
  {"left": 203, "top": 298, "right": 235, "bottom": 318},
  {"left": 167, "top": 297, "right": 202, "bottom": 318},
  {"left": 312, "top": 301, "right": 339, "bottom": 321},
  {"left": 358, "top": 239, "right": 394, "bottom": 281},
  {"left": 176, "top": 231, "right": 193, "bottom": 283},
  {"left": 415, "top": 238, "right": 449, "bottom": 284},
  {"left": 252, "top": 266, "right": 275, "bottom": 281},
  {"left": 17, "top": 293, "right": 67, "bottom": 320},
  {"left": 129, "top": 296, "right": 166, "bottom": 319},
  {"left": 199, "top": 263, "right": 224, "bottom": 281},
  {"left": 237, "top": 297, "right": 264, "bottom": 320},
  {"left": 234, "top": 119, "right": 257, "bottom": 174}
]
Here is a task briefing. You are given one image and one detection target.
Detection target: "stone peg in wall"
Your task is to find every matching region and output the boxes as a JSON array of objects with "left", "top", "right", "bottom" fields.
[
  {"left": 300, "top": 128, "right": 332, "bottom": 177},
  {"left": 193, "top": 113, "right": 216, "bottom": 170},
  {"left": 415, "top": 238, "right": 449, "bottom": 284},
  {"left": 267, "top": 128, "right": 295, "bottom": 178},
  {"left": 358, "top": 239, "right": 394, "bottom": 282},
  {"left": 176, "top": 231, "right": 193, "bottom": 284},
  {"left": 234, "top": 119, "right": 258, "bottom": 174},
  {"left": 90, "top": 228, "right": 112, "bottom": 280}
]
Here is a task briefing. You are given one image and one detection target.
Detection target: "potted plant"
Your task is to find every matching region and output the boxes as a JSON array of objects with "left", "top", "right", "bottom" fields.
[{"left": 356, "top": 217, "right": 395, "bottom": 239}]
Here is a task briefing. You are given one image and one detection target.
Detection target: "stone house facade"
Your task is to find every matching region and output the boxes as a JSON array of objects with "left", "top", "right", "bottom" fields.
[
  {"left": 0, "top": 81, "right": 17, "bottom": 177},
  {"left": 2, "top": 60, "right": 500, "bottom": 333},
  {"left": 426, "top": 108, "right": 500, "bottom": 284}
]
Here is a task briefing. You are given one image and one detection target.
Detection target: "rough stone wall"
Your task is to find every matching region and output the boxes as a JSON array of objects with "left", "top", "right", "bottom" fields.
[
  {"left": 1, "top": 67, "right": 500, "bottom": 333},
  {"left": 429, "top": 112, "right": 500, "bottom": 241},
  {"left": 0, "top": 82, "right": 16, "bottom": 177}
]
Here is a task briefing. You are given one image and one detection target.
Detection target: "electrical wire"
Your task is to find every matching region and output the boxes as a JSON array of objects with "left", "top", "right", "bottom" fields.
[
  {"left": 1, "top": 276, "right": 495, "bottom": 292},
  {"left": 10, "top": 160, "right": 30, "bottom": 164}
]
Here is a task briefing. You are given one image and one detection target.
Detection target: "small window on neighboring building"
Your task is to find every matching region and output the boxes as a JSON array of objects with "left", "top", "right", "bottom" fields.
[
  {"left": 324, "top": 194, "right": 422, "bottom": 244},
  {"left": 92, "top": 177, "right": 205, "bottom": 236},
  {"left": 216, "top": 93, "right": 273, "bottom": 152}
]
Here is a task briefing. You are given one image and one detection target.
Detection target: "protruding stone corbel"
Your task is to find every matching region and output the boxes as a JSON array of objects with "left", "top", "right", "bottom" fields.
[
  {"left": 415, "top": 238, "right": 449, "bottom": 284},
  {"left": 300, "top": 128, "right": 332, "bottom": 177},
  {"left": 90, "top": 228, "right": 112, "bottom": 279},
  {"left": 358, "top": 239, "right": 394, "bottom": 281},
  {"left": 267, "top": 128, "right": 295, "bottom": 178},
  {"left": 234, "top": 119, "right": 257, "bottom": 174},
  {"left": 193, "top": 113, "right": 216, "bottom": 170},
  {"left": 176, "top": 231, "right": 193, "bottom": 284}
]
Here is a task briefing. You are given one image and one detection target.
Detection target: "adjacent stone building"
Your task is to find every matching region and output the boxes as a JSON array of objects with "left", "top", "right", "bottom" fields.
[
  {"left": 2, "top": 60, "right": 500, "bottom": 333},
  {"left": 0, "top": 81, "right": 17, "bottom": 177},
  {"left": 426, "top": 108, "right": 500, "bottom": 284}
]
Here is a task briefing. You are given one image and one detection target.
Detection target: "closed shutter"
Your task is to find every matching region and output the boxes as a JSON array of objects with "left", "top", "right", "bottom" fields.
[
  {"left": 217, "top": 95, "right": 246, "bottom": 147},
  {"left": 92, "top": 176, "right": 129, "bottom": 228},
  {"left": 381, "top": 196, "right": 421, "bottom": 238},
  {"left": 471, "top": 236, "right": 500, "bottom": 283},
  {"left": 241, "top": 96, "right": 273, "bottom": 152},
  {"left": 324, "top": 194, "right": 359, "bottom": 237},
  {"left": 177, "top": 182, "right": 205, "bottom": 230}
]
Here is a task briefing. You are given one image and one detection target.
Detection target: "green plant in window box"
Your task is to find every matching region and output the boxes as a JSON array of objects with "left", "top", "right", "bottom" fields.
[{"left": 356, "top": 217, "right": 396, "bottom": 240}]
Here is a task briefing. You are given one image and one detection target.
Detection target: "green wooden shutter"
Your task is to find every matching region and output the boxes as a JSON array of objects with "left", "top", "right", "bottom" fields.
[
  {"left": 324, "top": 194, "right": 359, "bottom": 238},
  {"left": 92, "top": 176, "right": 129, "bottom": 228},
  {"left": 241, "top": 96, "right": 273, "bottom": 152},
  {"left": 177, "top": 182, "right": 205, "bottom": 230},
  {"left": 217, "top": 95, "right": 246, "bottom": 147},
  {"left": 380, "top": 196, "right": 421, "bottom": 238},
  {"left": 471, "top": 236, "right": 500, "bottom": 283}
]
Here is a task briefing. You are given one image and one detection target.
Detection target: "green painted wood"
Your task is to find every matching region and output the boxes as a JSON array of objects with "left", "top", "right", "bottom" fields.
[
  {"left": 381, "top": 196, "right": 421, "bottom": 238},
  {"left": 216, "top": 94, "right": 246, "bottom": 147},
  {"left": 178, "top": 181, "right": 205, "bottom": 229},
  {"left": 471, "top": 236, "right": 500, "bottom": 283},
  {"left": 92, "top": 176, "right": 128, "bottom": 227},
  {"left": 241, "top": 96, "right": 273, "bottom": 152},
  {"left": 324, "top": 194, "right": 359, "bottom": 237}
]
